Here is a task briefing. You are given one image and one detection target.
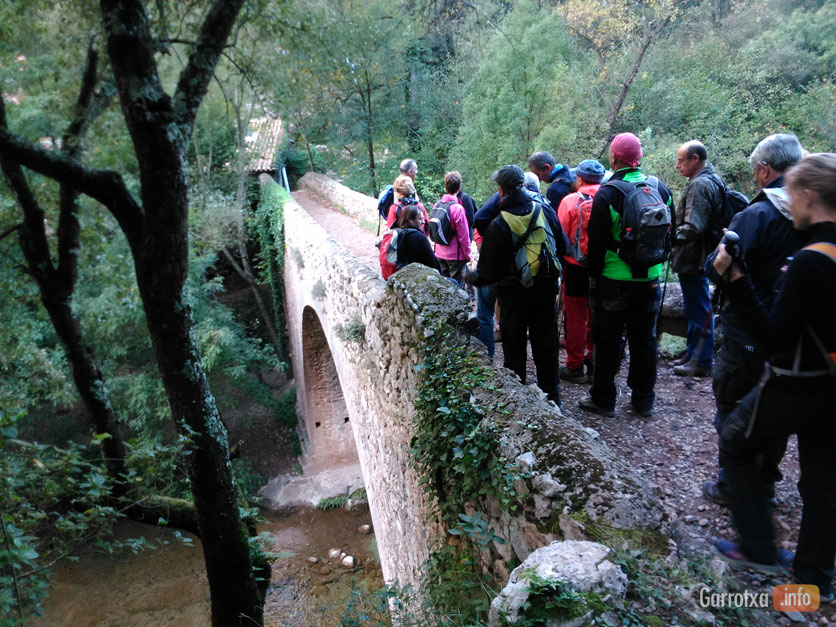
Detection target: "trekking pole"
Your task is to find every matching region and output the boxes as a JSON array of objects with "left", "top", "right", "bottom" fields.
[{"left": 657, "top": 260, "right": 670, "bottom": 333}]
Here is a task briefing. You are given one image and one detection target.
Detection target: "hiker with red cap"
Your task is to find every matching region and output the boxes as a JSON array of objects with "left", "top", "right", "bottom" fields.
[{"left": 579, "top": 133, "right": 674, "bottom": 418}]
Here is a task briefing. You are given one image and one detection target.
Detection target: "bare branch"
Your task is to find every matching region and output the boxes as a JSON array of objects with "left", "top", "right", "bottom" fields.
[
  {"left": 0, "top": 223, "right": 22, "bottom": 243},
  {"left": 0, "top": 99, "right": 57, "bottom": 285},
  {"left": 172, "top": 0, "right": 246, "bottom": 133},
  {"left": 0, "top": 123, "right": 142, "bottom": 236},
  {"left": 58, "top": 44, "right": 101, "bottom": 286}
]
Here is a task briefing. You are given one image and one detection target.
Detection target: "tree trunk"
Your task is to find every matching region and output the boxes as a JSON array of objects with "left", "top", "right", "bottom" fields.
[
  {"left": 362, "top": 78, "right": 378, "bottom": 194},
  {"left": 221, "top": 246, "right": 285, "bottom": 359},
  {"left": 2, "top": 3, "right": 263, "bottom": 619},
  {"left": 597, "top": 18, "right": 670, "bottom": 158},
  {"left": 0, "top": 51, "right": 129, "bottom": 493},
  {"left": 99, "top": 2, "right": 265, "bottom": 624}
]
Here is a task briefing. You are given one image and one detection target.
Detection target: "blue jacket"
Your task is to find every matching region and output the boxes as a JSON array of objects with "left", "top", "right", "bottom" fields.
[
  {"left": 706, "top": 175, "right": 806, "bottom": 345},
  {"left": 546, "top": 164, "right": 575, "bottom": 209},
  {"left": 474, "top": 192, "right": 501, "bottom": 239}
]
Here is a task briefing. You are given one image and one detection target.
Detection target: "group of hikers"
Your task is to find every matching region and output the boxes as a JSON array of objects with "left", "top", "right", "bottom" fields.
[{"left": 374, "top": 132, "right": 836, "bottom": 605}]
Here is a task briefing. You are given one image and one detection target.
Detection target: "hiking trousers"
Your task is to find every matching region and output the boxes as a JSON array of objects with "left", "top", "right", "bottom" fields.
[
  {"left": 589, "top": 277, "right": 661, "bottom": 412},
  {"left": 720, "top": 372, "right": 836, "bottom": 593},
  {"left": 562, "top": 263, "right": 592, "bottom": 370},
  {"left": 713, "top": 335, "right": 787, "bottom": 489},
  {"left": 477, "top": 284, "right": 497, "bottom": 359},
  {"left": 679, "top": 272, "right": 714, "bottom": 368},
  {"left": 498, "top": 286, "right": 560, "bottom": 403}
]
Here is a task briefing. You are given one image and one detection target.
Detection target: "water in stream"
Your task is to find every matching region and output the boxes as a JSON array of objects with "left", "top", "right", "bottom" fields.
[{"left": 37, "top": 504, "right": 384, "bottom": 627}]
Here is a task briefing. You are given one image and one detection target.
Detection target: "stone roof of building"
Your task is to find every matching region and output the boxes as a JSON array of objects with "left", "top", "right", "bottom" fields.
[{"left": 246, "top": 117, "right": 284, "bottom": 173}]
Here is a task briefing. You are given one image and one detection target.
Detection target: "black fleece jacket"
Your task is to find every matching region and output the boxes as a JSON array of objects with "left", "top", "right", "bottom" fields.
[
  {"left": 397, "top": 229, "right": 441, "bottom": 272},
  {"left": 725, "top": 221, "right": 836, "bottom": 372},
  {"left": 468, "top": 188, "right": 566, "bottom": 294}
]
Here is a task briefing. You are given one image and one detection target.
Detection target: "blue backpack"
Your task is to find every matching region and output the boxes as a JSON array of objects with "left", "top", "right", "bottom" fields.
[{"left": 377, "top": 186, "right": 394, "bottom": 220}]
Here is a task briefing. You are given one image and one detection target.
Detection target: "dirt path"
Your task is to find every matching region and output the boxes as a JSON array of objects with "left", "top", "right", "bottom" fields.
[
  {"left": 292, "top": 190, "right": 380, "bottom": 271},
  {"left": 301, "top": 191, "right": 834, "bottom": 624}
]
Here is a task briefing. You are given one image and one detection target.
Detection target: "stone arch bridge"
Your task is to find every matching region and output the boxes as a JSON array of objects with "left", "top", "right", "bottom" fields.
[{"left": 260, "top": 172, "right": 663, "bottom": 589}]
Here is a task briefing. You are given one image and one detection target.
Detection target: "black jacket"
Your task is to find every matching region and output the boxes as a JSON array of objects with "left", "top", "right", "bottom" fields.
[
  {"left": 469, "top": 188, "right": 566, "bottom": 296},
  {"left": 670, "top": 164, "right": 724, "bottom": 274},
  {"left": 397, "top": 229, "right": 441, "bottom": 272},
  {"left": 546, "top": 164, "right": 575, "bottom": 209},
  {"left": 706, "top": 175, "right": 806, "bottom": 345},
  {"left": 725, "top": 221, "right": 836, "bottom": 372},
  {"left": 456, "top": 190, "right": 477, "bottom": 237},
  {"left": 474, "top": 189, "right": 557, "bottom": 240},
  {"left": 586, "top": 168, "right": 674, "bottom": 280}
]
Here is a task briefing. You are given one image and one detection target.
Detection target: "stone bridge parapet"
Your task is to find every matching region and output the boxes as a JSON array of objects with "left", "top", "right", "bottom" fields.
[{"left": 278, "top": 175, "right": 665, "bottom": 590}]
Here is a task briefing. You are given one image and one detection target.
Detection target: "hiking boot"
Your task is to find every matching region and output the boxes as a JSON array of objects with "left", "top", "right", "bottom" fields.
[
  {"left": 578, "top": 395, "right": 615, "bottom": 417},
  {"left": 702, "top": 480, "right": 731, "bottom": 506},
  {"left": 673, "top": 361, "right": 712, "bottom": 377},
  {"left": 559, "top": 365, "right": 586, "bottom": 383},
  {"left": 630, "top": 403, "right": 653, "bottom": 418},
  {"left": 713, "top": 539, "right": 793, "bottom": 575},
  {"left": 670, "top": 354, "right": 691, "bottom": 367},
  {"left": 702, "top": 480, "right": 778, "bottom": 508}
]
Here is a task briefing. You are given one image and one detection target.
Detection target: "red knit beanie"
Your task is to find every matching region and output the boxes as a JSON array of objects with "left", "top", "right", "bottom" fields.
[{"left": 610, "top": 133, "right": 643, "bottom": 167}]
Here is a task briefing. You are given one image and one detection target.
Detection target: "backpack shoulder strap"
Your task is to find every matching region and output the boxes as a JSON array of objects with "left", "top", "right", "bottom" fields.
[
  {"left": 604, "top": 178, "right": 634, "bottom": 195},
  {"left": 804, "top": 242, "right": 836, "bottom": 264},
  {"left": 511, "top": 203, "right": 542, "bottom": 253},
  {"left": 802, "top": 242, "right": 836, "bottom": 375}
]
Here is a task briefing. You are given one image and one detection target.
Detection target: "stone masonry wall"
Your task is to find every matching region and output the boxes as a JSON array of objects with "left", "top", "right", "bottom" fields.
[
  {"left": 280, "top": 175, "right": 665, "bottom": 591},
  {"left": 299, "top": 171, "right": 378, "bottom": 224}
]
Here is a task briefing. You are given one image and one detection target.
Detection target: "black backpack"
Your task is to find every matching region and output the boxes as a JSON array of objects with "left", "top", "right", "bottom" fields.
[
  {"left": 385, "top": 227, "right": 421, "bottom": 268},
  {"left": 697, "top": 171, "right": 749, "bottom": 250},
  {"left": 428, "top": 199, "right": 456, "bottom": 245},
  {"left": 388, "top": 197, "right": 419, "bottom": 226},
  {"left": 605, "top": 178, "right": 671, "bottom": 274}
]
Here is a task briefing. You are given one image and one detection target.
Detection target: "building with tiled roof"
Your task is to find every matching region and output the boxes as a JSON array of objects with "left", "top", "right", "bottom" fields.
[{"left": 245, "top": 117, "right": 284, "bottom": 174}]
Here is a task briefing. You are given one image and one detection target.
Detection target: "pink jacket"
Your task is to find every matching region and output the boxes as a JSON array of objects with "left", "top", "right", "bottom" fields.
[{"left": 432, "top": 194, "right": 472, "bottom": 261}]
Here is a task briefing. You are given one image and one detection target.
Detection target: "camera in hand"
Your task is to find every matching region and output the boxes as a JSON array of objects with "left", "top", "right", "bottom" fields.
[{"left": 721, "top": 230, "right": 742, "bottom": 261}]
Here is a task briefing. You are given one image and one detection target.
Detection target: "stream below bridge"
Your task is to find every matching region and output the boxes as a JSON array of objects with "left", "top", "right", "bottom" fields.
[{"left": 39, "top": 504, "right": 383, "bottom": 626}]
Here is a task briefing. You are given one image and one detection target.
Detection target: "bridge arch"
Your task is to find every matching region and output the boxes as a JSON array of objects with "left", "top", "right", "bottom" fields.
[{"left": 299, "top": 306, "right": 359, "bottom": 471}]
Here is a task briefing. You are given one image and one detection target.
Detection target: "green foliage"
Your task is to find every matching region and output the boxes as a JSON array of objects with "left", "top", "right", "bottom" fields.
[
  {"left": 335, "top": 316, "right": 366, "bottom": 344},
  {"left": 0, "top": 245, "right": 76, "bottom": 415},
  {"left": 270, "top": 0, "right": 414, "bottom": 195},
  {"left": 251, "top": 181, "right": 292, "bottom": 363},
  {"left": 408, "top": 323, "right": 518, "bottom": 623},
  {"left": 277, "top": 142, "right": 327, "bottom": 190},
  {"left": 231, "top": 459, "right": 266, "bottom": 503},
  {"left": 514, "top": 569, "right": 607, "bottom": 625},
  {"left": 450, "top": 2, "right": 596, "bottom": 199},
  {"left": 419, "top": 530, "right": 498, "bottom": 623},
  {"left": 316, "top": 495, "right": 348, "bottom": 510},
  {"left": 411, "top": 324, "right": 521, "bottom": 523},
  {"left": 0, "top": 410, "right": 195, "bottom": 625},
  {"left": 312, "top": 279, "right": 327, "bottom": 300}
]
